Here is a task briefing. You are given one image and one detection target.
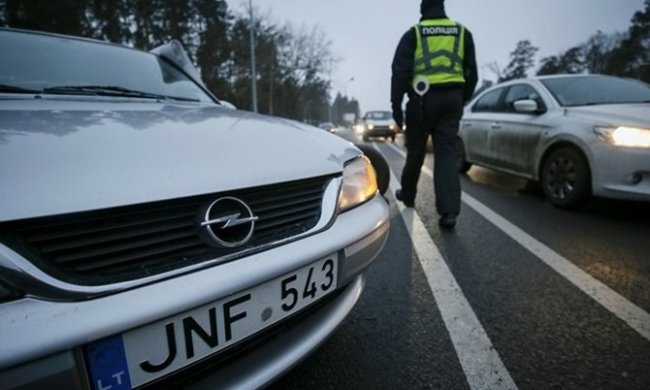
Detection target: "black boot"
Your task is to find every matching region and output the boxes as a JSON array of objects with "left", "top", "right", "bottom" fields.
[
  {"left": 438, "top": 214, "right": 457, "bottom": 229},
  {"left": 395, "top": 189, "right": 414, "bottom": 208}
]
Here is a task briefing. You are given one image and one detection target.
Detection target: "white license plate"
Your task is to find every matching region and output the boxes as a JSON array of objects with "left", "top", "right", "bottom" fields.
[{"left": 84, "top": 256, "right": 338, "bottom": 389}]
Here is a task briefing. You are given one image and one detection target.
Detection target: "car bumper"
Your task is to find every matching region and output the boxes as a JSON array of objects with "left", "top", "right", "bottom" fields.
[
  {"left": 185, "top": 273, "right": 366, "bottom": 389},
  {"left": 0, "top": 195, "right": 390, "bottom": 389},
  {"left": 364, "top": 128, "right": 396, "bottom": 137},
  {"left": 590, "top": 143, "right": 650, "bottom": 201}
]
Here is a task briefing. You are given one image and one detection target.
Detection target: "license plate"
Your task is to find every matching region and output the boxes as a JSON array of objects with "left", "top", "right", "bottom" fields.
[{"left": 84, "top": 256, "right": 338, "bottom": 390}]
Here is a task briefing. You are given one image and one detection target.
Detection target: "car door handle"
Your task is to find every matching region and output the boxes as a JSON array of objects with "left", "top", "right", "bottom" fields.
[{"left": 491, "top": 122, "right": 502, "bottom": 130}]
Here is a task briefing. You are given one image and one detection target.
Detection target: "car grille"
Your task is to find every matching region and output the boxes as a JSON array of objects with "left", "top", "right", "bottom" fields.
[{"left": 0, "top": 175, "right": 335, "bottom": 285}]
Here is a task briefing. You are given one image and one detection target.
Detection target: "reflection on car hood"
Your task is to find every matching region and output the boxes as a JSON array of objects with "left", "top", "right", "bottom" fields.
[
  {"left": 566, "top": 103, "right": 650, "bottom": 128},
  {"left": 0, "top": 99, "right": 358, "bottom": 221}
]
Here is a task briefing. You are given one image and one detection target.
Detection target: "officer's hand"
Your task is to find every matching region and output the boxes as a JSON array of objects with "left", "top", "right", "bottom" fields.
[{"left": 392, "top": 104, "right": 403, "bottom": 130}]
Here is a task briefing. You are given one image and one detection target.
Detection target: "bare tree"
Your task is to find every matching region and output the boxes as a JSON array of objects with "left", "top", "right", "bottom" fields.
[{"left": 500, "top": 40, "right": 539, "bottom": 82}]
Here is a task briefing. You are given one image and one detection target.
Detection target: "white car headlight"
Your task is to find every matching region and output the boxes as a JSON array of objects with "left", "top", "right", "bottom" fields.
[
  {"left": 389, "top": 123, "right": 396, "bottom": 130},
  {"left": 338, "top": 156, "right": 378, "bottom": 212},
  {"left": 595, "top": 126, "right": 650, "bottom": 148},
  {"left": 367, "top": 124, "right": 375, "bottom": 130}
]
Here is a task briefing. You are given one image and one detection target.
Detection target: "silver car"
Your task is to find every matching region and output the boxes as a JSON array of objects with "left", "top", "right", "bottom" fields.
[
  {"left": 0, "top": 29, "right": 390, "bottom": 389},
  {"left": 459, "top": 74, "right": 650, "bottom": 207}
]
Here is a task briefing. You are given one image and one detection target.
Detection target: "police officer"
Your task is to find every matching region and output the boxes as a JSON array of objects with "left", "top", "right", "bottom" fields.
[{"left": 392, "top": 0, "right": 477, "bottom": 229}]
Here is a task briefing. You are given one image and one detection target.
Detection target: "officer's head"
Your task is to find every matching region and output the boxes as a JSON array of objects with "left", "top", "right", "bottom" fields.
[{"left": 420, "top": 0, "right": 445, "bottom": 15}]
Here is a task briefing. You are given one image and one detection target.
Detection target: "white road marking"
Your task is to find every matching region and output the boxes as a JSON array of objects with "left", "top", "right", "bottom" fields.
[
  {"left": 382, "top": 141, "right": 650, "bottom": 341},
  {"left": 373, "top": 143, "right": 518, "bottom": 390}
]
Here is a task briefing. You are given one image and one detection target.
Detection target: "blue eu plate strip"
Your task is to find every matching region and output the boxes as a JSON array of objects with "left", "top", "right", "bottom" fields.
[{"left": 84, "top": 335, "right": 133, "bottom": 390}]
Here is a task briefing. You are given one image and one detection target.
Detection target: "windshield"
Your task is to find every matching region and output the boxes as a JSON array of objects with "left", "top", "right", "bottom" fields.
[
  {"left": 366, "top": 111, "right": 392, "bottom": 120},
  {"left": 0, "top": 30, "right": 215, "bottom": 103},
  {"left": 541, "top": 76, "right": 650, "bottom": 107}
]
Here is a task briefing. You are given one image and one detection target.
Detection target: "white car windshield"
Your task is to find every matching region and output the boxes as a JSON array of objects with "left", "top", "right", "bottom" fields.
[
  {"left": 0, "top": 30, "right": 215, "bottom": 103},
  {"left": 541, "top": 75, "right": 650, "bottom": 107},
  {"left": 366, "top": 111, "right": 391, "bottom": 120}
]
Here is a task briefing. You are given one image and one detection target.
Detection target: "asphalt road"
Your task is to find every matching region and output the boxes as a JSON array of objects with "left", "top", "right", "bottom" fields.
[{"left": 269, "top": 128, "right": 650, "bottom": 390}]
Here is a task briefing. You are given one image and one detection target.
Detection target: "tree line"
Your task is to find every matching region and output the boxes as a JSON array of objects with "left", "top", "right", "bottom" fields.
[
  {"left": 483, "top": 0, "right": 649, "bottom": 90},
  {"left": 1, "top": 0, "right": 360, "bottom": 124}
]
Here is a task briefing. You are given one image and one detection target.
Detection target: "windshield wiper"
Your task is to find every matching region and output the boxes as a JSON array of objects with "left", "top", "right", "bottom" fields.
[
  {"left": 0, "top": 84, "right": 42, "bottom": 93},
  {"left": 44, "top": 85, "right": 165, "bottom": 99},
  {"left": 43, "top": 85, "right": 199, "bottom": 102}
]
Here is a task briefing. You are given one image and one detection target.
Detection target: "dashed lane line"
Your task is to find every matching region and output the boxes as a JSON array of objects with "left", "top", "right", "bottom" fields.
[
  {"left": 382, "top": 141, "right": 650, "bottom": 341},
  {"left": 373, "top": 143, "right": 518, "bottom": 390}
]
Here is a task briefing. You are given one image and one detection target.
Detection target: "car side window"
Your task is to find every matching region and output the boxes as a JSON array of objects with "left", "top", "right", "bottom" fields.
[
  {"left": 504, "top": 84, "right": 546, "bottom": 112},
  {"left": 472, "top": 88, "right": 504, "bottom": 113}
]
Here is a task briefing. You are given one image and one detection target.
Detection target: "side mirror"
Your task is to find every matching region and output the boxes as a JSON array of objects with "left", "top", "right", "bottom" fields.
[
  {"left": 151, "top": 41, "right": 206, "bottom": 88},
  {"left": 220, "top": 100, "right": 236, "bottom": 110},
  {"left": 513, "top": 99, "right": 539, "bottom": 113}
]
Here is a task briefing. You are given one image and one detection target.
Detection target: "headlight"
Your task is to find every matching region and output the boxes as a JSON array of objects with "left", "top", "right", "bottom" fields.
[
  {"left": 594, "top": 126, "right": 650, "bottom": 148},
  {"left": 338, "top": 156, "right": 378, "bottom": 212},
  {"left": 389, "top": 123, "right": 396, "bottom": 130},
  {"left": 367, "top": 124, "right": 375, "bottom": 130}
]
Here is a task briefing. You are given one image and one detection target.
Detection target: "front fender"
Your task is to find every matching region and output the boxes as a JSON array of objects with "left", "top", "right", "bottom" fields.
[{"left": 536, "top": 134, "right": 594, "bottom": 180}]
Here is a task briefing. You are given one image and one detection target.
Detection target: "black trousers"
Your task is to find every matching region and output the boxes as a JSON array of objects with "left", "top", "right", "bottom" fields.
[{"left": 400, "top": 88, "right": 463, "bottom": 216}]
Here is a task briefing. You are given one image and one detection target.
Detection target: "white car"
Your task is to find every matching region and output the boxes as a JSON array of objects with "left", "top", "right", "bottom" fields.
[
  {"left": 359, "top": 111, "right": 398, "bottom": 142},
  {"left": 459, "top": 74, "right": 650, "bottom": 207},
  {"left": 318, "top": 122, "right": 338, "bottom": 133},
  {"left": 0, "top": 28, "right": 390, "bottom": 389}
]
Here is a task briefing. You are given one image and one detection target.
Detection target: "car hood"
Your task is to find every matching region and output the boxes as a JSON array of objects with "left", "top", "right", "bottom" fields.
[
  {"left": 566, "top": 103, "right": 650, "bottom": 128},
  {"left": 0, "top": 98, "right": 359, "bottom": 221},
  {"left": 365, "top": 119, "right": 393, "bottom": 125}
]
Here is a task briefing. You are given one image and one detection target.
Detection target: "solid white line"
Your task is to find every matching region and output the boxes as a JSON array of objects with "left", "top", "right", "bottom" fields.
[
  {"left": 386, "top": 142, "right": 434, "bottom": 177},
  {"left": 461, "top": 192, "right": 650, "bottom": 340},
  {"left": 382, "top": 141, "right": 650, "bottom": 341},
  {"left": 373, "top": 142, "right": 518, "bottom": 390}
]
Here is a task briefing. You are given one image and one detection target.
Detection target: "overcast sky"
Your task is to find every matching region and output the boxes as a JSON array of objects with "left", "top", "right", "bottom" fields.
[{"left": 234, "top": 0, "right": 646, "bottom": 113}]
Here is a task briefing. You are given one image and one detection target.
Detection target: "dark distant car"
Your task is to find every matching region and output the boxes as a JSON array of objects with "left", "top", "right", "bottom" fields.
[
  {"left": 318, "top": 122, "right": 337, "bottom": 133},
  {"left": 459, "top": 74, "right": 650, "bottom": 207},
  {"left": 359, "top": 111, "right": 397, "bottom": 142},
  {"left": 0, "top": 28, "right": 390, "bottom": 389}
]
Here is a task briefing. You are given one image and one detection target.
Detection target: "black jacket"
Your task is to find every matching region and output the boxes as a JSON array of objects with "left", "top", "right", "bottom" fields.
[{"left": 391, "top": 8, "right": 478, "bottom": 108}]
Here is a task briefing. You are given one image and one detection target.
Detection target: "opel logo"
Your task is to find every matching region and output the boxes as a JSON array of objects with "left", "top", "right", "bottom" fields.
[{"left": 199, "top": 197, "right": 259, "bottom": 248}]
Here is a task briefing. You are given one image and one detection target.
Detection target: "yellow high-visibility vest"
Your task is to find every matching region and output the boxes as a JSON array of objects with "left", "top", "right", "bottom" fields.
[{"left": 413, "top": 18, "right": 465, "bottom": 86}]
